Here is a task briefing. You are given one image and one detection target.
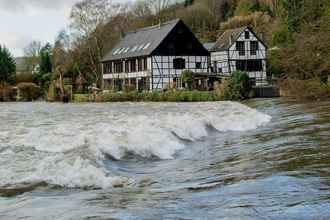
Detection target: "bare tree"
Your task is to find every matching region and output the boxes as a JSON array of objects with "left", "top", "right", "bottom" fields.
[
  {"left": 132, "top": 0, "right": 152, "bottom": 18},
  {"left": 69, "top": 0, "right": 124, "bottom": 86},
  {"left": 70, "top": 0, "right": 118, "bottom": 37},
  {"left": 52, "top": 34, "right": 72, "bottom": 101},
  {"left": 23, "top": 41, "right": 43, "bottom": 71},
  {"left": 148, "top": 0, "right": 176, "bottom": 14},
  {"left": 24, "top": 41, "right": 42, "bottom": 58}
]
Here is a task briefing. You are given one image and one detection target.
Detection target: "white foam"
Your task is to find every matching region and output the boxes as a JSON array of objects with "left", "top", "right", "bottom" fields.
[
  {"left": 22, "top": 156, "right": 131, "bottom": 189},
  {"left": 0, "top": 102, "right": 271, "bottom": 189}
]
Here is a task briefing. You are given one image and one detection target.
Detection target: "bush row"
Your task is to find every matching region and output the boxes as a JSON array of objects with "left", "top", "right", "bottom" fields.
[
  {"left": 0, "top": 85, "right": 16, "bottom": 101},
  {"left": 73, "top": 71, "right": 253, "bottom": 103},
  {"left": 74, "top": 90, "right": 223, "bottom": 103},
  {"left": 0, "top": 83, "right": 41, "bottom": 102}
]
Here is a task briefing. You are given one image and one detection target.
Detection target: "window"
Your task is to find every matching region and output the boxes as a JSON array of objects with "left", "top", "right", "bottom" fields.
[
  {"left": 236, "top": 60, "right": 262, "bottom": 72},
  {"left": 143, "top": 58, "right": 148, "bottom": 70},
  {"left": 213, "top": 61, "right": 217, "bottom": 73},
  {"left": 143, "top": 43, "right": 151, "bottom": 50},
  {"left": 114, "top": 62, "right": 123, "bottom": 73},
  {"left": 123, "top": 47, "right": 130, "bottom": 53},
  {"left": 113, "top": 48, "right": 121, "bottom": 55},
  {"left": 138, "top": 59, "right": 143, "bottom": 71},
  {"left": 125, "top": 61, "right": 129, "bottom": 73},
  {"left": 173, "top": 58, "right": 185, "bottom": 69},
  {"left": 115, "top": 79, "right": 123, "bottom": 91},
  {"left": 104, "top": 62, "right": 112, "bottom": 73},
  {"left": 218, "top": 67, "right": 223, "bottom": 73},
  {"left": 118, "top": 48, "right": 125, "bottom": 54},
  {"left": 245, "top": 31, "right": 250, "bottom": 39},
  {"left": 236, "top": 41, "right": 245, "bottom": 56},
  {"left": 130, "top": 59, "right": 136, "bottom": 72},
  {"left": 138, "top": 44, "right": 144, "bottom": 51},
  {"left": 196, "top": 62, "right": 202, "bottom": 69},
  {"left": 250, "top": 41, "right": 259, "bottom": 55},
  {"left": 131, "top": 46, "right": 138, "bottom": 52}
]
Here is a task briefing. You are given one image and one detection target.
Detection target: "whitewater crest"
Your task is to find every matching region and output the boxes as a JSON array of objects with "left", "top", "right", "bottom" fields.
[{"left": 0, "top": 102, "right": 271, "bottom": 189}]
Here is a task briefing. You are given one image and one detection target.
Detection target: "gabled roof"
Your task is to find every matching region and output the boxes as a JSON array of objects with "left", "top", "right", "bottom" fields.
[
  {"left": 211, "top": 26, "right": 247, "bottom": 52},
  {"left": 211, "top": 26, "right": 267, "bottom": 52},
  {"left": 101, "top": 19, "right": 181, "bottom": 62}
]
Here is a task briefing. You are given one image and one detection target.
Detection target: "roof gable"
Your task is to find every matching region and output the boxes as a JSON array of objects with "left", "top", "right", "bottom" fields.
[
  {"left": 101, "top": 19, "right": 180, "bottom": 62},
  {"left": 151, "top": 20, "right": 210, "bottom": 56},
  {"left": 211, "top": 26, "right": 266, "bottom": 52}
]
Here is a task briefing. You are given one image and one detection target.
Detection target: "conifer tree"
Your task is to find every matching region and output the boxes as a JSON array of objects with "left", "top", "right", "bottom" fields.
[
  {"left": 0, "top": 45, "right": 16, "bottom": 84},
  {"left": 39, "top": 44, "right": 53, "bottom": 74}
]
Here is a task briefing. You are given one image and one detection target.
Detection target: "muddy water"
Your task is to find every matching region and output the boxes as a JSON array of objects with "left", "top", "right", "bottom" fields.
[{"left": 0, "top": 99, "right": 329, "bottom": 220}]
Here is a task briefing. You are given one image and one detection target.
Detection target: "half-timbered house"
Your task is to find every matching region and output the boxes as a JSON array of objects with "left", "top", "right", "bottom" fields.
[
  {"left": 210, "top": 26, "right": 267, "bottom": 85},
  {"left": 101, "top": 19, "right": 210, "bottom": 91}
]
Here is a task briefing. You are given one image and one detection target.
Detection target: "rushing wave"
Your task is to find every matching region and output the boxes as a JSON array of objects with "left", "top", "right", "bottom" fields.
[{"left": 0, "top": 102, "right": 271, "bottom": 189}]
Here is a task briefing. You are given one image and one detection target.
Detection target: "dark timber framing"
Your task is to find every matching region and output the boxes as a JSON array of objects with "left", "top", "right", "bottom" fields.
[
  {"left": 210, "top": 26, "right": 268, "bottom": 86},
  {"left": 101, "top": 19, "right": 210, "bottom": 91}
]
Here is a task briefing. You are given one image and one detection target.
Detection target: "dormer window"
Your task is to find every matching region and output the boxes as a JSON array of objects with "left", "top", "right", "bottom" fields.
[{"left": 245, "top": 31, "right": 250, "bottom": 39}]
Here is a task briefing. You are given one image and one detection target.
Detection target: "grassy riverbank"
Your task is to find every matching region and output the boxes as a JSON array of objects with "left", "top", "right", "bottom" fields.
[{"left": 74, "top": 90, "right": 224, "bottom": 103}]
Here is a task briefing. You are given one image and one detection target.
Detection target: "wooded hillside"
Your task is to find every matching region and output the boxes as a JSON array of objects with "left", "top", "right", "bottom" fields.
[
  {"left": 14, "top": 0, "right": 330, "bottom": 100},
  {"left": 62, "top": 0, "right": 329, "bottom": 85}
]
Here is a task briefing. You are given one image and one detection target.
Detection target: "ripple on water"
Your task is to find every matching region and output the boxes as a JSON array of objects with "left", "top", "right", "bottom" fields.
[{"left": 0, "top": 100, "right": 330, "bottom": 220}]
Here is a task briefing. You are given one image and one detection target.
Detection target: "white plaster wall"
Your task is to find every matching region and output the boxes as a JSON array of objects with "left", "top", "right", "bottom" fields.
[
  {"left": 211, "top": 51, "right": 230, "bottom": 75},
  {"left": 151, "top": 55, "right": 209, "bottom": 90},
  {"left": 210, "top": 28, "right": 267, "bottom": 81},
  {"left": 103, "top": 71, "right": 150, "bottom": 79},
  {"left": 228, "top": 28, "right": 266, "bottom": 60}
]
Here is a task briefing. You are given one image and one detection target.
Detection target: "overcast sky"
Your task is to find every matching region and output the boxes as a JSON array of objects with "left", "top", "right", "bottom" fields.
[{"left": 0, "top": 0, "right": 129, "bottom": 57}]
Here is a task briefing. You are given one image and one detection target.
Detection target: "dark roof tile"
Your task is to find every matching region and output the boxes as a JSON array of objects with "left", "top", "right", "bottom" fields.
[
  {"left": 211, "top": 26, "right": 247, "bottom": 51},
  {"left": 101, "top": 19, "right": 180, "bottom": 62}
]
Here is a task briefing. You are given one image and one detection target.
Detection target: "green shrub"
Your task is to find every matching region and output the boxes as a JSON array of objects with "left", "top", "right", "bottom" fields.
[
  {"left": 74, "top": 94, "right": 90, "bottom": 102},
  {"left": 0, "top": 84, "right": 16, "bottom": 101},
  {"left": 16, "top": 73, "right": 33, "bottom": 83},
  {"left": 17, "top": 83, "right": 41, "bottom": 101},
  {"left": 268, "top": 49, "right": 284, "bottom": 77},
  {"left": 93, "top": 90, "right": 224, "bottom": 102},
  {"left": 271, "top": 24, "right": 292, "bottom": 46},
  {"left": 225, "top": 71, "right": 252, "bottom": 100},
  {"left": 181, "top": 70, "right": 194, "bottom": 91}
]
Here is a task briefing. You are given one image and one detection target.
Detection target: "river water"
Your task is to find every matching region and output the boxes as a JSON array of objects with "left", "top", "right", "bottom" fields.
[{"left": 0, "top": 99, "right": 329, "bottom": 220}]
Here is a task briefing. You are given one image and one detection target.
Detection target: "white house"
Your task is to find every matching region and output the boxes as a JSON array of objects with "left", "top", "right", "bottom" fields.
[
  {"left": 210, "top": 26, "right": 267, "bottom": 85},
  {"left": 101, "top": 19, "right": 210, "bottom": 91}
]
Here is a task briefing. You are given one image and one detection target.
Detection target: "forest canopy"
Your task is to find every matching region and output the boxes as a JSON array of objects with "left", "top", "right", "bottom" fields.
[{"left": 16, "top": 0, "right": 330, "bottom": 91}]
